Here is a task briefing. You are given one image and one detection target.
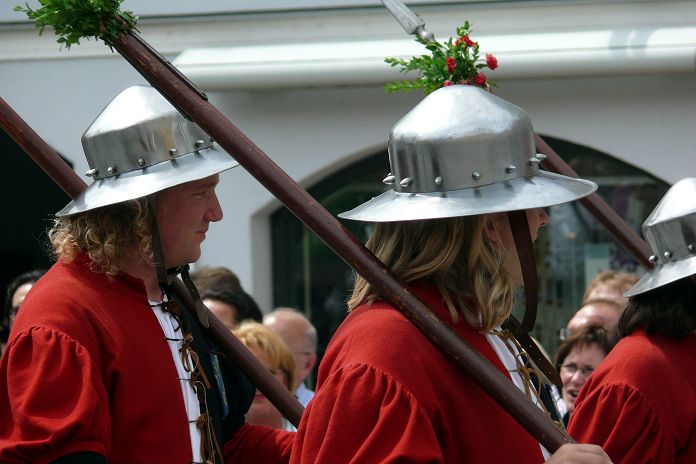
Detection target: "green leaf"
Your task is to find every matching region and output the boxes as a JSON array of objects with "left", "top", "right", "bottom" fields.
[
  {"left": 384, "top": 21, "right": 497, "bottom": 95},
  {"left": 14, "top": 0, "right": 139, "bottom": 48}
]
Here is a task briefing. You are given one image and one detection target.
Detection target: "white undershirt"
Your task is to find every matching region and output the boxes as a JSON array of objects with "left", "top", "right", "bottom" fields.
[
  {"left": 486, "top": 329, "right": 551, "bottom": 460},
  {"left": 150, "top": 299, "right": 203, "bottom": 463}
]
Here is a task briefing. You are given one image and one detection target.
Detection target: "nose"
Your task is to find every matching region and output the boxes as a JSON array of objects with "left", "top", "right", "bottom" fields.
[
  {"left": 537, "top": 208, "right": 550, "bottom": 227},
  {"left": 206, "top": 190, "right": 224, "bottom": 222},
  {"left": 568, "top": 369, "right": 588, "bottom": 386}
]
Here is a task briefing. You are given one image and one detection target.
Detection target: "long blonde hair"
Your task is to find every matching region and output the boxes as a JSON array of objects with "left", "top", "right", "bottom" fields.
[
  {"left": 48, "top": 198, "right": 153, "bottom": 277},
  {"left": 348, "top": 215, "right": 515, "bottom": 332}
]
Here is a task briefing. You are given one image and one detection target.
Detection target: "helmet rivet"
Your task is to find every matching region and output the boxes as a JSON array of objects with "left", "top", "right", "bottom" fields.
[
  {"left": 688, "top": 244, "right": 695, "bottom": 253},
  {"left": 137, "top": 158, "right": 146, "bottom": 167},
  {"left": 472, "top": 171, "right": 481, "bottom": 180},
  {"left": 505, "top": 165, "right": 517, "bottom": 174},
  {"left": 107, "top": 166, "right": 115, "bottom": 174},
  {"left": 535, "top": 153, "right": 547, "bottom": 162},
  {"left": 194, "top": 139, "right": 206, "bottom": 149},
  {"left": 382, "top": 174, "right": 395, "bottom": 185},
  {"left": 528, "top": 158, "right": 541, "bottom": 165},
  {"left": 400, "top": 177, "right": 413, "bottom": 188},
  {"left": 85, "top": 169, "right": 98, "bottom": 178},
  {"left": 434, "top": 176, "right": 443, "bottom": 186},
  {"left": 663, "top": 250, "right": 673, "bottom": 259},
  {"left": 169, "top": 148, "right": 177, "bottom": 156},
  {"left": 648, "top": 255, "right": 658, "bottom": 263}
]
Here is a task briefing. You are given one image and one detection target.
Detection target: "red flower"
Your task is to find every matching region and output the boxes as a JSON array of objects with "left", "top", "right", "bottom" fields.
[
  {"left": 475, "top": 72, "right": 487, "bottom": 86},
  {"left": 443, "top": 80, "right": 454, "bottom": 87},
  {"left": 457, "top": 34, "right": 476, "bottom": 47},
  {"left": 486, "top": 53, "right": 498, "bottom": 70},
  {"left": 446, "top": 57, "right": 456, "bottom": 74}
]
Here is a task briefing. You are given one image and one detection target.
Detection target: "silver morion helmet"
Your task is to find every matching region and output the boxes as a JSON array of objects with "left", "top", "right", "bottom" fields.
[
  {"left": 57, "top": 86, "right": 238, "bottom": 216},
  {"left": 625, "top": 177, "right": 696, "bottom": 297},
  {"left": 339, "top": 85, "right": 597, "bottom": 222}
]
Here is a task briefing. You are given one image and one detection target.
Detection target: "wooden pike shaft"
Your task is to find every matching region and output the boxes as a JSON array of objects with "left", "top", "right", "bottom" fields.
[
  {"left": 535, "top": 135, "right": 653, "bottom": 270},
  {"left": 109, "top": 31, "right": 575, "bottom": 450}
]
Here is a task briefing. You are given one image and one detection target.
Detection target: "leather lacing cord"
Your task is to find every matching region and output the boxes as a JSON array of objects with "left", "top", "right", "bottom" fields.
[
  {"left": 494, "top": 328, "right": 565, "bottom": 431},
  {"left": 158, "top": 298, "right": 222, "bottom": 464}
]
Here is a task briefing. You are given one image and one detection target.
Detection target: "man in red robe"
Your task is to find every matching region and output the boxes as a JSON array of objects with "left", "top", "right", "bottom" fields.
[
  {"left": 569, "top": 178, "right": 696, "bottom": 463},
  {"left": 0, "top": 86, "right": 291, "bottom": 463}
]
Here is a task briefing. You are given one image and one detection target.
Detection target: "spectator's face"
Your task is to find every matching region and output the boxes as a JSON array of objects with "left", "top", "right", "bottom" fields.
[
  {"left": 9, "top": 283, "right": 33, "bottom": 327},
  {"left": 156, "top": 175, "right": 223, "bottom": 267},
  {"left": 245, "top": 346, "right": 289, "bottom": 429},
  {"left": 204, "top": 298, "right": 238, "bottom": 330},
  {"left": 560, "top": 343, "right": 606, "bottom": 413},
  {"left": 264, "top": 314, "right": 317, "bottom": 389}
]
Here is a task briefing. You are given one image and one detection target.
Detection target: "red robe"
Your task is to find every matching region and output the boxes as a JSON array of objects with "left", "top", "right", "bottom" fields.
[
  {"left": 569, "top": 331, "right": 696, "bottom": 463},
  {"left": 0, "top": 255, "right": 286, "bottom": 463},
  {"left": 289, "top": 281, "right": 545, "bottom": 463}
]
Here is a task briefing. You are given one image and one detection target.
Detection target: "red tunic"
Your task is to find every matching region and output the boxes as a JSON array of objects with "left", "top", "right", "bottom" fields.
[
  {"left": 568, "top": 331, "right": 696, "bottom": 463},
  {"left": 0, "top": 255, "right": 261, "bottom": 463},
  {"left": 289, "top": 282, "right": 545, "bottom": 463}
]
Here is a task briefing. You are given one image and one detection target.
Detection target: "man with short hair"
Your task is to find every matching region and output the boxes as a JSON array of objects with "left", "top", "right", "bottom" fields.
[
  {"left": 263, "top": 308, "right": 318, "bottom": 406},
  {"left": 0, "top": 87, "right": 291, "bottom": 463}
]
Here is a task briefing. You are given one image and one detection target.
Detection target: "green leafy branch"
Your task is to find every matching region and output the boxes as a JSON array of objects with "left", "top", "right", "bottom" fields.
[
  {"left": 385, "top": 22, "right": 498, "bottom": 95},
  {"left": 14, "top": 0, "right": 138, "bottom": 49}
]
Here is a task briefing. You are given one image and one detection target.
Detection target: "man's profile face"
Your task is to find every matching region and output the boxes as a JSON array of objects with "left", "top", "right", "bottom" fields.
[{"left": 155, "top": 174, "right": 223, "bottom": 267}]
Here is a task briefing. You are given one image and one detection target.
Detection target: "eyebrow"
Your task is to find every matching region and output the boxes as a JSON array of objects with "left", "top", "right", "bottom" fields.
[{"left": 189, "top": 177, "right": 219, "bottom": 191}]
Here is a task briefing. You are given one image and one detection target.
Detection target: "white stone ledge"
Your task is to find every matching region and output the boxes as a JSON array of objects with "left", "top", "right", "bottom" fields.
[{"left": 172, "top": 26, "right": 696, "bottom": 89}]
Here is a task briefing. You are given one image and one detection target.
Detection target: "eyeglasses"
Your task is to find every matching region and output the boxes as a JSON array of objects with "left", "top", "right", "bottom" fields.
[
  {"left": 292, "top": 351, "right": 313, "bottom": 357},
  {"left": 558, "top": 327, "right": 571, "bottom": 341},
  {"left": 560, "top": 363, "right": 595, "bottom": 377}
]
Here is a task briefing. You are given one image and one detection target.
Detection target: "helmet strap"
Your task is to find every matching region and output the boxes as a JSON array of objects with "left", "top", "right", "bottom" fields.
[
  {"left": 504, "top": 210, "right": 563, "bottom": 390},
  {"left": 147, "top": 195, "right": 210, "bottom": 328},
  {"left": 147, "top": 195, "right": 172, "bottom": 290},
  {"left": 507, "top": 210, "right": 537, "bottom": 332}
]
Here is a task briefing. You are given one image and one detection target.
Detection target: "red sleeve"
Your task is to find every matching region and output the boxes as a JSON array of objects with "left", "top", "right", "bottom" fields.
[
  {"left": 290, "top": 363, "right": 444, "bottom": 464},
  {"left": 568, "top": 383, "right": 674, "bottom": 464},
  {"left": 223, "top": 423, "right": 294, "bottom": 463},
  {"left": 0, "top": 327, "right": 110, "bottom": 464}
]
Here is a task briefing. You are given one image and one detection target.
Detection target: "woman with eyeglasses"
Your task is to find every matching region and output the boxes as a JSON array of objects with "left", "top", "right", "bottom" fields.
[
  {"left": 568, "top": 178, "right": 696, "bottom": 464},
  {"left": 233, "top": 321, "right": 297, "bottom": 431},
  {"left": 552, "top": 326, "right": 614, "bottom": 425}
]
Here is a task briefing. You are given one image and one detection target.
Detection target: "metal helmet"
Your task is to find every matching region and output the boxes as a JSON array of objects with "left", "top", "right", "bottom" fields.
[
  {"left": 339, "top": 85, "right": 596, "bottom": 222},
  {"left": 625, "top": 177, "right": 696, "bottom": 297},
  {"left": 57, "top": 86, "right": 238, "bottom": 216}
]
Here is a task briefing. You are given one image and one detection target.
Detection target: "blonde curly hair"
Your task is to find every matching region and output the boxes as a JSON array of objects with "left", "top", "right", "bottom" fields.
[
  {"left": 348, "top": 215, "right": 515, "bottom": 333},
  {"left": 49, "top": 198, "right": 153, "bottom": 277}
]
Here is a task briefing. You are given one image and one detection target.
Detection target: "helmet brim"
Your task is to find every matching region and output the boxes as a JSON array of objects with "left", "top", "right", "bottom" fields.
[
  {"left": 624, "top": 257, "right": 696, "bottom": 297},
  {"left": 57, "top": 147, "right": 238, "bottom": 217},
  {"left": 338, "top": 170, "right": 597, "bottom": 222}
]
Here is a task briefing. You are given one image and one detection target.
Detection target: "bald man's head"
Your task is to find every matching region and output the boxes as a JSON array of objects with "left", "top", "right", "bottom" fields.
[
  {"left": 566, "top": 298, "right": 623, "bottom": 344},
  {"left": 263, "top": 308, "right": 317, "bottom": 389}
]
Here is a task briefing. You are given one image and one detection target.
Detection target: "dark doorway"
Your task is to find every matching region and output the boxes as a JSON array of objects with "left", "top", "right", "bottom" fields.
[{"left": 1, "top": 129, "right": 73, "bottom": 341}]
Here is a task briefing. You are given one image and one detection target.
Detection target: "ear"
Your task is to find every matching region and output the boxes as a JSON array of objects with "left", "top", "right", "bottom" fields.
[
  {"left": 483, "top": 215, "right": 502, "bottom": 244},
  {"left": 306, "top": 353, "right": 318, "bottom": 372}
]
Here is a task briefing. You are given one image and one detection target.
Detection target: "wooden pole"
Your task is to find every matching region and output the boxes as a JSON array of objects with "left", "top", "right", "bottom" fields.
[
  {"left": 535, "top": 135, "right": 654, "bottom": 270},
  {"left": 107, "top": 31, "right": 575, "bottom": 451}
]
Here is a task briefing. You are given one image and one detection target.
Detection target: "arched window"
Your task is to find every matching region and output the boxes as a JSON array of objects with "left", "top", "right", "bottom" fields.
[{"left": 270, "top": 137, "right": 668, "bottom": 357}]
